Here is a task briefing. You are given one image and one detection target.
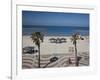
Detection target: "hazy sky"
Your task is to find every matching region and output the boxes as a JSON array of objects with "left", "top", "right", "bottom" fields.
[{"left": 22, "top": 11, "right": 89, "bottom": 27}]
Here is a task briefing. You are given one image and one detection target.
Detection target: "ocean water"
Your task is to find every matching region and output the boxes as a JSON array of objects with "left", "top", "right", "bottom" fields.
[{"left": 22, "top": 25, "right": 89, "bottom": 36}]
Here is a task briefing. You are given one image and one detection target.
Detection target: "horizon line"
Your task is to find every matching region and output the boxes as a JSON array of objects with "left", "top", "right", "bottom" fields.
[{"left": 23, "top": 25, "right": 89, "bottom": 28}]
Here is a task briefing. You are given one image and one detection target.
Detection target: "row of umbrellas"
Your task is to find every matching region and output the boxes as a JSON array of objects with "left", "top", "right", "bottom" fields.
[{"left": 49, "top": 38, "right": 67, "bottom": 43}]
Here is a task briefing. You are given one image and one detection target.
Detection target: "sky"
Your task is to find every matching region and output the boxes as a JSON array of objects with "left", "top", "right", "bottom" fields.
[{"left": 22, "top": 11, "right": 89, "bottom": 36}]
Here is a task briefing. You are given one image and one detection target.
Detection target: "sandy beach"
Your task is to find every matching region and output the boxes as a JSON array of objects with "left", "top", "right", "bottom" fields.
[{"left": 22, "top": 35, "right": 89, "bottom": 69}]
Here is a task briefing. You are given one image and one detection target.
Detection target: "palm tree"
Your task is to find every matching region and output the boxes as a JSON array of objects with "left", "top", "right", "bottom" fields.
[
  {"left": 31, "top": 32, "right": 44, "bottom": 68},
  {"left": 71, "top": 33, "right": 84, "bottom": 66}
]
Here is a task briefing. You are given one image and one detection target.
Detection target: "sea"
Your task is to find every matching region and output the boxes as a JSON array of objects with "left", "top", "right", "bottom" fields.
[{"left": 22, "top": 25, "right": 89, "bottom": 36}]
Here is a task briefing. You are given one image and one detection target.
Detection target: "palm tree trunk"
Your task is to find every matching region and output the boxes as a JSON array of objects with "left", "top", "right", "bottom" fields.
[
  {"left": 74, "top": 43, "right": 79, "bottom": 66},
  {"left": 38, "top": 45, "right": 41, "bottom": 68}
]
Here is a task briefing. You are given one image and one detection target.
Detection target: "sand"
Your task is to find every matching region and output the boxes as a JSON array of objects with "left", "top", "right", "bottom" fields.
[{"left": 22, "top": 35, "right": 89, "bottom": 69}]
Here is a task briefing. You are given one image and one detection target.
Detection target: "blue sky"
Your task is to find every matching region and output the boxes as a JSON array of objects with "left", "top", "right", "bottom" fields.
[{"left": 22, "top": 11, "right": 89, "bottom": 36}]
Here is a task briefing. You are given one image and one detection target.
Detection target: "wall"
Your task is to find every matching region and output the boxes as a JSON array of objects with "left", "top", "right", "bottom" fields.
[{"left": 0, "top": 0, "right": 99, "bottom": 80}]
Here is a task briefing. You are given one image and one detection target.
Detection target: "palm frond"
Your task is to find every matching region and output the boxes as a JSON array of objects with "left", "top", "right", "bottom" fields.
[{"left": 31, "top": 32, "right": 44, "bottom": 46}]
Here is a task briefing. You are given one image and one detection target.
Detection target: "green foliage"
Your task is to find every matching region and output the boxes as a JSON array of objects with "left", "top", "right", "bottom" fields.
[
  {"left": 31, "top": 32, "right": 44, "bottom": 68},
  {"left": 71, "top": 32, "right": 84, "bottom": 66},
  {"left": 31, "top": 32, "right": 44, "bottom": 47},
  {"left": 71, "top": 32, "right": 84, "bottom": 44}
]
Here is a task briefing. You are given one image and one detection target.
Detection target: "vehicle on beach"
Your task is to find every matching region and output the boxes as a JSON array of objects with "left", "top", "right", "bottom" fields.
[{"left": 23, "top": 46, "right": 38, "bottom": 54}]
